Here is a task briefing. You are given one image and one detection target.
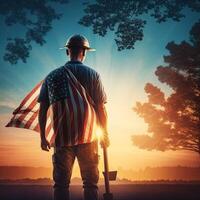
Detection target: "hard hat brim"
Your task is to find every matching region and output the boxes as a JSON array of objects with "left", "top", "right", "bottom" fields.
[{"left": 59, "top": 46, "right": 96, "bottom": 51}]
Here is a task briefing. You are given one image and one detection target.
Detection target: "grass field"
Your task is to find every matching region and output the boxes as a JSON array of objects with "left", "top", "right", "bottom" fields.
[{"left": 0, "top": 184, "right": 200, "bottom": 200}]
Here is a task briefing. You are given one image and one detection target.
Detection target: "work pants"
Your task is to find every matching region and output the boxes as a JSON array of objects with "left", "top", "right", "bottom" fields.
[{"left": 52, "top": 141, "right": 99, "bottom": 200}]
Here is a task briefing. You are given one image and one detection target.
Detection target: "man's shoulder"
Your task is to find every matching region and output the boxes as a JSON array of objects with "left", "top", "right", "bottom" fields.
[
  {"left": 66, "top": 61, "right": 99, "bottom": 78},
  {"left": 45, "top": 66, "right": 65, "bottom": 81},
  {"left": 80, "top": 64, "right": 99, "bottom": 76},
  {"left": 45, "top": 63, "right": 100, "bottom": 82}
]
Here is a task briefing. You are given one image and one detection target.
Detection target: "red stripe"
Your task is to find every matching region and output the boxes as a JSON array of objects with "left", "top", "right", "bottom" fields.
[
  {"left": 64, "top": 99, "right": 71, "bottom": 145},
  {"left": 15, "top": 96, "right": 38, "bottom": 128},
  {"left": 24, "top": 110, "right": 38, "bottom": 129},
  {"left": 54, "top": 101, "right": 68, "bottom": 146},
  {"left": 67, "top": 86, "right": 75, "bottom": 145},
  {"left": 60, "top": 100, "right": 69, "bottom": 145},
  {"left": 78, "top": 96, "right": 87, "bottom": 143},
  {"left": 50, "top": 132, "right": 56, "bottom": 144},
  {"left": 57, "top": 101, "right": 66, "bottom": 146},
  {"left": 52, "top": 103, "right": 59, "bottom": 135},
  {"left": 45, "top": 110, "right": 51, "bottom": 137},
  {"left": 33, "top": 106, "right": 51, "bottom": 133},
  {"left": 71, "top": 84, "right": 83, "bottom": 143},
  {"left": 34, "top": 124, "right": 39, "bottom": 132},
  {"left": 5, "top": 115, "right": 16, "bottom": 127}
]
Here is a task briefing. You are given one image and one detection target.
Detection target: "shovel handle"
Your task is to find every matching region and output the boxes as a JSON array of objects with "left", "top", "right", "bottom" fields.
[{"left": 103, "top": 146, "right": 110, "bottom": 194}]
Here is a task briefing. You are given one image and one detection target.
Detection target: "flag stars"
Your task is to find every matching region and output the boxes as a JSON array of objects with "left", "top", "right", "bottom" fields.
[{"left": 46, "top": 68, "right": 70, "bottom": 104}]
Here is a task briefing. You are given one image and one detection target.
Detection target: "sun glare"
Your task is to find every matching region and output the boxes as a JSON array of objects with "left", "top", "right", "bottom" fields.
[{"left": 96, "top": 127, "right": 103, "bottom": 140}]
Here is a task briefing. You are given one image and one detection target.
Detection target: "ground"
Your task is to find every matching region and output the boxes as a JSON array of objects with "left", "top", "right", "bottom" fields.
[{"left": 0, "top": 184, "right": 200, "bottom": 200}]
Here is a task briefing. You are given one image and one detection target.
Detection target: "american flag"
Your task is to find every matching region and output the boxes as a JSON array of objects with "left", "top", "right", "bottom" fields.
[{"left": 6, "top": 68, "right": 97, "bottom": 146}]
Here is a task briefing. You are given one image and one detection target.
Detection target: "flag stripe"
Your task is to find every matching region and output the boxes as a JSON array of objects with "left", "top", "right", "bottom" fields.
[
  {"left": 13, "top": 82, "right": 42, "bottom": 115},
  {"left": 70, "top": 83, "right": 82, "bottom": 144},
  {"left": 87, "top": 107, "right": 95, "bottom": 143},
  {"left": 67, "top": 86, "right": 75, "bottom": 145},
  {"left": 64, "top": 99, "right": 71, "bottom": 145},
  {"left": 68, "top": 84, "right": 78, "bottom": 145},
  {"left": 22, "top": 104, "right": 40, "bottom": 128}
]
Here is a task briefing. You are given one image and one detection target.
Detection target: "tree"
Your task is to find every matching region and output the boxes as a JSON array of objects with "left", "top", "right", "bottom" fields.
[
  {"left": 0, "top": 0, "right": 68, "bottom": 64},
  {"left": 132, "top": 21, "right": 200, "bottom": 154},
  {"left": 79, "top": 0, "right": 200, "bottom": 51}
]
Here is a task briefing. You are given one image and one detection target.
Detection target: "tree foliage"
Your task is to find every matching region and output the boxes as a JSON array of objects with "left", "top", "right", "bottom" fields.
[
  {"left": 0, "top": 0, "right": 68, "bottom": 64},
  {"left": 79, "top": 0, "right": 200, "bottom": 51},
  {"left": 133, "top": 21, "right": 200, "bottom": 154}
]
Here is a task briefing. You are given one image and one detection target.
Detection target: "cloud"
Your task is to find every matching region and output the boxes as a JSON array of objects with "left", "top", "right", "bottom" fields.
[
  {"left": 0, "top": 105, "right": 14, "bottom": 114},
  {"left": 0, "top": 101, "right": 16, "bottom": 114},
  {"left": 0, "top": 144, "right": 21, "bottom": 152}
]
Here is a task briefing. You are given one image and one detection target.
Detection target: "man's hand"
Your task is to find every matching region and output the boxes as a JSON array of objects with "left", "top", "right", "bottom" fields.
[
  {"left": 100, "top": 132, "right": 110, "bottom": 148},
  {"left": 41, "top": 138, "right": 51, "bottom": 151}
]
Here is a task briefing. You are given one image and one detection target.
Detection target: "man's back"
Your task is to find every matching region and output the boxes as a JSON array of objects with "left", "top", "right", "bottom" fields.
[
  {"left": 65, "top": 60, "right": 107, "bottom": 106},
  {"left": 38, "top": 34, "right": 109, "bottom": 200},
  {"left": 38, "top": 61, "right": 107, "bottom": 147}
]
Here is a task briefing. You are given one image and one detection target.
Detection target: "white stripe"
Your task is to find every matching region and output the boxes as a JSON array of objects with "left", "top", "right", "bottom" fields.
[
  {"left": 48, "top": 106, "right": 55, "bottom": 144},
  {"left": 29, "top": 114, "right": 38, "bottom": 130},
  {"left": 27, "top": 116, "right": 51, "bottom": 135},
  {"left": 69, "top": 85, "right": 79, "bottom": 144},
  {"left": 29, "top": 106, "right": 50, "bottom": 130},
  {"left": 19, "top": 104, "right": 40, "bottom": 128},
  {"left": 11, "top": 113, "right": 31, "bottom": 128},
  {"left": 20, "top": 86, "right": 41, "bottom": 111},
  {"left": 47, "top": 128, "right": 54, "bottom": 142},
  {"left": 44, "top": 117, "right": 52, "bottom": 140},
  {"left": 46, "top": 117, "right": 51, "bottom": 130}
]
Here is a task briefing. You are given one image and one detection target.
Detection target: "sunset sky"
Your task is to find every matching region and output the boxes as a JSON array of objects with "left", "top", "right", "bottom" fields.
[{"left": 0, "top": 1, "right": 199, "bottom": 179}]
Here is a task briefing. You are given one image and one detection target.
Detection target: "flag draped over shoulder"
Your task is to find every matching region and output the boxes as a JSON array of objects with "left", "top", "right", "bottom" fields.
[
  {"left": 5, "top": 81, "right": 55, "bottom": 145},
  {"left": 6, "top": 68, "right": 97, "bottom": 146}
]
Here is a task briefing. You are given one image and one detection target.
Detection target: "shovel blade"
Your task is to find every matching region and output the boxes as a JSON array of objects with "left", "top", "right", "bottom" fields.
[{"left": 103, "top": 171, "right": 117, "bottom": 181}]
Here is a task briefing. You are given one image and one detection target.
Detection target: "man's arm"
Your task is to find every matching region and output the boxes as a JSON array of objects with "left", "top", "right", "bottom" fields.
[
  {"left": 95, "top": 103, "right": 110, "bottom": 148},
  {"left": 38, "top": 102, "right": 50, "bottom": 151}
]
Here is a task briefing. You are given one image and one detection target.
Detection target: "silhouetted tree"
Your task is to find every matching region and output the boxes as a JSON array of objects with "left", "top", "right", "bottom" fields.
[
  {"left": 133, "top": 21, "right": 200, "bottom": 154},
  {"left": 79, "top": 0, "right": 200, "bottom": 51},
  {"left": 0, "top": 0, "right": 68, "bottom": 64}
]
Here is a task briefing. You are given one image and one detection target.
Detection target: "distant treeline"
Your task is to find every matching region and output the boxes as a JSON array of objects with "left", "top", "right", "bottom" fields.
[
  {"left": 118, "top": 166, "right": 200, "bottom": 180},
  {"left": 0, "top": 178, "right": 200, "bottom": 185},
  {"left": 0, "top": 166, "right": 51, "bottom": 179},
  {"left": 0, "top": 166, "right": 200, "bottom": 181}
]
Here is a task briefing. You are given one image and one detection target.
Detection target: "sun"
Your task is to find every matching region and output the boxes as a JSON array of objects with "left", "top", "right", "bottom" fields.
[{"left": 96, "top": 127, "right": 103, "bottom": 140}]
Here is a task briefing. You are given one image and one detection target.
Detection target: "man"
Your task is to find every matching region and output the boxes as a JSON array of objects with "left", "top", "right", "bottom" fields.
[{"left": 38, "top": 34, "right": 109, "bottom": 200}]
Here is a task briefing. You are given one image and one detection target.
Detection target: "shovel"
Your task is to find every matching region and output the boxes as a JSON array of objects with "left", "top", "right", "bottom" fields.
[{"left": 102, "top": 146, "right": 117, "bottom": 200}]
